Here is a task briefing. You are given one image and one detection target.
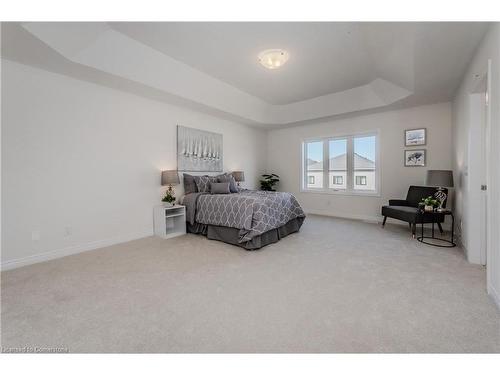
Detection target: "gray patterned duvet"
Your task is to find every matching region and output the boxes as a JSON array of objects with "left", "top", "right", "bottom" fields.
[{"left": 183, "top": 190, "right": 305, "bottom": 243}]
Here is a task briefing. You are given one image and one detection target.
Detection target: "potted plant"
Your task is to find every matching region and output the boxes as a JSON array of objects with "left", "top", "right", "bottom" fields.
[
  {"left": 162, "top": 185, "right": 176, "bottom": 207},
  {"left": 421, "top": 196, "right": 439, "bottom": 212},
  {"left": 260, "top": 173, "right": 280, "bottom": 191}
]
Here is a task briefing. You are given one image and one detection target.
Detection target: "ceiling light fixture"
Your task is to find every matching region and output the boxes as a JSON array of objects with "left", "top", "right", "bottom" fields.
[{"left": 258, "top": 49, "right": 289, "bottom": 70}]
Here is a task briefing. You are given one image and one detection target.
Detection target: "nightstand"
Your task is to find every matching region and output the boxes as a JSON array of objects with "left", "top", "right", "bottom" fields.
[{"left": 153, "top": 205, "right": 186, "bottom": 239}]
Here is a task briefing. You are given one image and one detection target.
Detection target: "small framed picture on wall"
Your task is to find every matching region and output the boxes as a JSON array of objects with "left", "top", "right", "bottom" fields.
[
  {"left": 405, "top": 128, "right": 426, "bottom": 146},
  {"left": 405, "top": 149, "right": 426, "bottom": 167}
]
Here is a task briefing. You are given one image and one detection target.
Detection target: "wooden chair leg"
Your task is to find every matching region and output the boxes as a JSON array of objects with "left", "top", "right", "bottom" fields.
[
  {"left": 382, "top": 216, "right": 387, "bottom": 227},
  {"left": 412, "top": 222, "right": 416, "bottom": 238},
  {"left": 437, "top": 222, "right": 444, "bottom": 234}
]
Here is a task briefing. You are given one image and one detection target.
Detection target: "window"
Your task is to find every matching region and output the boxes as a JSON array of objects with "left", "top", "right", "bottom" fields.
[
  {"left": 305, "top": 141, "right": 323, "bottom": 189},
  {"left": 356, "top": 176, "right": 367, "bottom": 185},
  {"left": 302, "top": 133, "right": 378, "bottom": 194},
  {"left": 353, "top": 135, "right": 376, "bottom": 191},
  {"left": 332, "top": 176, "right": 343, "bottom": 185},
  {"left": 329, "top": 139, "right": 347, "bottom": 189}
]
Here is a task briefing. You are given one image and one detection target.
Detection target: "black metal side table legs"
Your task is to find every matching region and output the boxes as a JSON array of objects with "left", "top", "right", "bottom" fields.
[{"left": 417, "top": 210, "right": 456, "bottom": 248}]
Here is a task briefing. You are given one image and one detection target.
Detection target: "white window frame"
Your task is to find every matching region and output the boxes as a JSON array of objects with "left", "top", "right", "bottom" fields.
[{"left": 301, "top": 130, "right": 380, "bottom": 196}]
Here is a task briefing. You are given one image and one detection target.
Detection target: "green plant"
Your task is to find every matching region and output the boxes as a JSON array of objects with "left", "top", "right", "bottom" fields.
[
  {"left": 421, "top": 196, "right": 439, "bottom": 208},
  {"left": 260, "top": 174, "right": 280, "bottom": 191},
  {"left": 162, "top": 185, "right": 176, "bottom": 204}
]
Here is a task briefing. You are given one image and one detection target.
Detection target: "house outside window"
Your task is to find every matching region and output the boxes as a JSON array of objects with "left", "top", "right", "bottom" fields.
[
  {"left": 302, "top": 132, "right": 378, "bottom": 195},
  {"left": 332, "top": 176, "right": 343, "bottom": 185},
  {"left": 356, "top": 176, "right": 367, "bottom": 185}
]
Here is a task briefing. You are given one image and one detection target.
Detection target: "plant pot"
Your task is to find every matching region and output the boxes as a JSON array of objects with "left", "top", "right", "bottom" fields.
[
  {"left": 163, "top": 202, "right": 175, "bottom": 207},
  {"left": 424, "top": 205, "right": 434, "bottom": 212}
]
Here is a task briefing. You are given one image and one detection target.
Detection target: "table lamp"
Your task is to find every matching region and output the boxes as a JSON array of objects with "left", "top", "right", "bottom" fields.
[{"left": 232, "top": 171, "right": 245, "bottom": 188}]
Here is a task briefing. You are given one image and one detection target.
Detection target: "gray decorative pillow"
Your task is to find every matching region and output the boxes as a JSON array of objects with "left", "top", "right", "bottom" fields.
[
  {"left": 218, "top": 174, "right": 238, "bottom": 193},
  {"left": 194, "top": 175, "right": 217, "bottom": 193},
  {"left": 183, "top": 173, "right": 198, "bottom": 194},
  {"left": 210, "top": 182, "right": 230, "bottom": 194}
]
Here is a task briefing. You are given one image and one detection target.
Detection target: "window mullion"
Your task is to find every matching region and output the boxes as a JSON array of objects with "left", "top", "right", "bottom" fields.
[
  {"left": 347, "top": 137, "right": 354, "bottom": 192},
  {"left": 304, "top": 143, "right": 309, "bottom": 189},
  {"left": 323, "top": 139, "right": 329, "bottom": 189}
]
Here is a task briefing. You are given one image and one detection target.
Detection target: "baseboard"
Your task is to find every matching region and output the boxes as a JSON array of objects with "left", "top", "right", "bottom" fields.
[
  {"left": 305, "top": 209, "right": 382, "bottom": 224},
  {"left": 1, "top": 229, "right": 153, "bottom": 271},
  {"left": 488, "top": 284, "right": 500, "bottom": 311},
  {"left": 305, "top": 209, "right": 454, "bottom": 231}
]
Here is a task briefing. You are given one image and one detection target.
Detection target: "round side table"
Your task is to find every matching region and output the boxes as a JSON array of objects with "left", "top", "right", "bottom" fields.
[{"left": 417, "top": 209, "right": 456, "bottom": 248}]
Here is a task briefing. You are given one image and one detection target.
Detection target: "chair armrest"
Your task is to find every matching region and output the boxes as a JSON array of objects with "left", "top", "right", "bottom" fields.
[{"left": 388, "top": 199, "right": 408, "bottom": 206}]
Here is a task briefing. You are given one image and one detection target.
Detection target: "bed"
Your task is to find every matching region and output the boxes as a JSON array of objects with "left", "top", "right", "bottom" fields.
[{"left": 182, "top": 189, "right": 306, "bottom": 250}]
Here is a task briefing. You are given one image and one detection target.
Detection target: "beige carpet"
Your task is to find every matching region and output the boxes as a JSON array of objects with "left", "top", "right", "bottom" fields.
[{"left": 2, "top": 215, "right": 499, "bottom": 353}]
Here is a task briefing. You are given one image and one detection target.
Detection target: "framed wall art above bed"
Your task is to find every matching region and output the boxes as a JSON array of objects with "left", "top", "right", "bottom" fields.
[{"left": 177, "top": 125, "right": 223, "bottom": 172}]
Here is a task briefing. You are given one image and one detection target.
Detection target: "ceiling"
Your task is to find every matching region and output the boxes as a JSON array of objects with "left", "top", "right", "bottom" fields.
[
  {"left": 111, "top": 22, "right": 375, "bottom": 105},
  {"left": 1, "top": 22, "right": 490, "bottom": 126},
  {"left": 110, "top": 22, "right": 488, "bottom": 105}
]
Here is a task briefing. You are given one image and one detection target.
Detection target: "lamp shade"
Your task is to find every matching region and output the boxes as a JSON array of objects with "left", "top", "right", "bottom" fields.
[
  {"left": 426, "top": 170, "right": 454, "bottom": 187},
  {"left": 161, "top": 170, "right": 180, "bottom": 186},
  {"left": 232, "top": 171, "right": 245, "bottom": 182}
]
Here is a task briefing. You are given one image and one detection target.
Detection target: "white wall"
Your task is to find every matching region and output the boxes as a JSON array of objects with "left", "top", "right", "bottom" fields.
[
  {"left": 452, "top": 24, "right": 500, "bottom": 307},
  {"left": 267, "top": 102, "right": 452, "bottom": 221},
  {"left": 1, "top": 60, "right": 267, "bottom": 269}
]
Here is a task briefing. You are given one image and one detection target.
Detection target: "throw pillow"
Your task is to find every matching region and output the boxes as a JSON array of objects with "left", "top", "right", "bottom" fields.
[
  {"left": 194, "top": 175, "right": 217, "bottom": 193},
  {"left": 210, "top": 182, "right": 231, "bottom": 194},
  {"left": 183, "top": 173, "right": 198, "bottom": 194},
  {"left": 218, "top": 174, "right": 238, "bottom": 193}
]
